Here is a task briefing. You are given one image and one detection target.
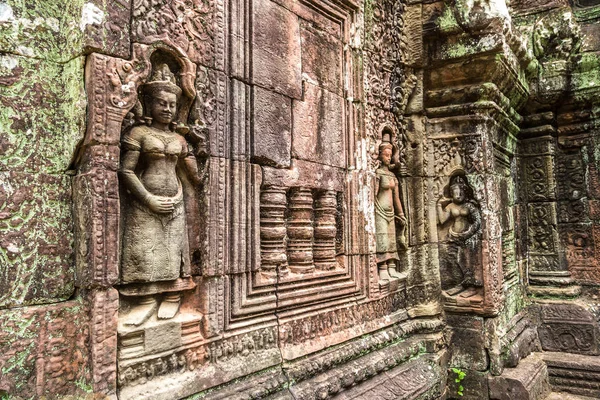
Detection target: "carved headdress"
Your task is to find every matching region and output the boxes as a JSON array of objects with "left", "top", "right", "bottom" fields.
[
  {"left": 377, "top": 128, "right": 400, "bottom": 170},
  {"left": 450, "top": 175, "right": 468, "bottom": 190},
  {"left": 141, "top": 63, "right": 182, "bottom": 98}
]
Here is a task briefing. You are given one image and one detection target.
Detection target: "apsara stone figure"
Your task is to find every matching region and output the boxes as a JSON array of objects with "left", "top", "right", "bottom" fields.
[
  {"left": 436, "top": 174, "right": 482, "bottom": 291},
  {"left": 374, "top": 140, "right": 407, "bottom": 285},
  {"left": 119, "top": 63, "right": 201, "bottom": 326}
]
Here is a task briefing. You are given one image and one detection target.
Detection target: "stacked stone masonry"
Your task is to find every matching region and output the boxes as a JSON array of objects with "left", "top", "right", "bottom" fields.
[{"left": 0, "top": 0, "right": 600, "bottom": 399}]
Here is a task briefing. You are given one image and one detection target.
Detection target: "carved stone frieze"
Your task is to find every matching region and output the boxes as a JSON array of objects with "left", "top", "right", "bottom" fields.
[
  {"left": 131, "top": 0, "right": 222, "bottom": 69},
  {"left": 537, "top": 302, "right": 600, "bottom": 355},
  {"left": 431, "top": 136, "right": 485, "bottom": 176},
  {"left": 118, "top": 326, "right": 279, "bottom": 388},
  {"left": 279, "top": 291, "right": 407, "bottom": 347}
]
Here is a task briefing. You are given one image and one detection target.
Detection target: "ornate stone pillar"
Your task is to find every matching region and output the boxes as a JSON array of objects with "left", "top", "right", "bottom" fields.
[
  {"left": 519, "top": 124, "right": 580, "bottom": 296},
  {"left": 287, "top": 188, "right": 315, "bottom": 274},
  {"left": 259, "top": 186, "right": 289, "bottom": 280},
  {"left": 313, "top": 190, "right": 338, "bottom": 271}
]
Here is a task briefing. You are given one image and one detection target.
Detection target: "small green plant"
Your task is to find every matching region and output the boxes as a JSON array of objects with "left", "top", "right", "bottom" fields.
[{"left": 452, "top": 368, "right": 467, "bottom": 397}]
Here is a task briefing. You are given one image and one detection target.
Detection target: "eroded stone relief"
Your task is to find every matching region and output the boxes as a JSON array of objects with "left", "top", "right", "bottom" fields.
[
  {"left": 1, "top": 0, "right": 600, "bottom": 398},
  {"left": 437, "top": 173, "right": 483, "bottom": 293},
  {"left": 374, "top": 136, "right": 408, "bottom": 288}
]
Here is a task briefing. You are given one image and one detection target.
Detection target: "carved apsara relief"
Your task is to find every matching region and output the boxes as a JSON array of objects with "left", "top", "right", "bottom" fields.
[
  {"left": 118, "top": 61, "right": 204, "bottom": 326},
  {"left": 374, "top": 135, "right": 408, "bottom": 289},
  {"left": 437, "top": 171, "right": 484, "bottom": 305}
]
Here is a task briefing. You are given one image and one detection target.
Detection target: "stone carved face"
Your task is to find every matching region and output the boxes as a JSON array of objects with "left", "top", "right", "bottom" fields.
[
  {"left": 450, "top": 183, "right": 465, "bottom": 204},
  {"left": 148, "top": 90, "right": 177, "bottom": 125},
  {"left": 380, "top": 147, "right": 392, "bottom": 166}
]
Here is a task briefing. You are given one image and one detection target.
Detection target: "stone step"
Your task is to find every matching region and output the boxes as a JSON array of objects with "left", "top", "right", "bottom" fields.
[
  {"left": 542, "top": 352, "right": 600, "bottom": 399},
  {"left": 544, "top": 392, "right": 599, "bottom": 400},
  {"left": 489, "top": 353, "right": 551, "bottom": 400}
]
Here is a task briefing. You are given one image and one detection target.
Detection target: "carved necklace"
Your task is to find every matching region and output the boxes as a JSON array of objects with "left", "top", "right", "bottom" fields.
[{"left": 148, "top": 130, "right": 179, "bottom": 146}]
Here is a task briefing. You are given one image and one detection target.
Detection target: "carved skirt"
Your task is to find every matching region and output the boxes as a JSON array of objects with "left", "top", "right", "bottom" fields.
[
  {"left": 121, "top": 191, "right": 189, "bottom": 284},
  {"left": 375, "top": 199, "right": 399, "bottom": 263}
]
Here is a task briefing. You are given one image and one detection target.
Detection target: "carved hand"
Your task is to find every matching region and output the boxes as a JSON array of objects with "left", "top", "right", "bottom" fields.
[
  {"left": 396, "top": 215, "right": 407, "bottom": 226},
  {"left": 437, "top": 197, "right": 452, "bottom": 207},
  {"left": 146, "top": 195, "right": 176, "bottom": 214}
]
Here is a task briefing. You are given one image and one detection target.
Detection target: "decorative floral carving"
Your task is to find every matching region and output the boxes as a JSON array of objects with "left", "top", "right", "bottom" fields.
[
  {"left": 132, "top": 0, "right": 215, "bottom": 66},
  {"left": 432, "top": 137, "right": 484, "bottom": 176},
  {"left": 365, "top": 0, "right": 416, "bottom": 170},
  {"left": 533, "top": 9, "right": 582, "bottom": 63}
]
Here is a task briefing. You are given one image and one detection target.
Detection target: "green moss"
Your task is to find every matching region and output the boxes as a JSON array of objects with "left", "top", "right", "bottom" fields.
[
  {"left": 74, "top": 375, "right": 94, "bottom": 394},
  {"left": 573, "top": 5, "right": 600, "bottom": 22},
  {"left": 446, "top": 42, "right": 470, "bottom": 59},
  {"left": 572, "top": 53, "right": 600, "bottom": 101},
  {"left": 1, "top": 341, "right": 34, "bottom": 376},
  {"left": 438, "top": 5, "right": 459, "bottom": 33},
  {"left": 0, "top": 0, "right": 86, "bottom": 62},
  {"left": 0, "top": 55, "right": 85, "bottom": 174}
]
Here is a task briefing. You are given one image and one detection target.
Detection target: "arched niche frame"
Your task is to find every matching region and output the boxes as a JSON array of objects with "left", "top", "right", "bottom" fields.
[{"left": 72, "top": 42, "right": 206, "bottom": 396}]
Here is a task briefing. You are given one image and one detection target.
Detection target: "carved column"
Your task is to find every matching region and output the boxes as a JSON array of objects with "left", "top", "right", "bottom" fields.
[
  {"left": 519, "top": 129, "right": 580, "bottom": 296},
  {"left": 424, "top": 0, "right": 537, "bottom": 316},
  {"left": 259, "top": 186, "right": 289, "bottom": 280},
  {"left": 313, "top": 190, "right": 338, "bottom": 271},
  {"left": 287, "top": 188, "right": 314, "bottom": 274}
]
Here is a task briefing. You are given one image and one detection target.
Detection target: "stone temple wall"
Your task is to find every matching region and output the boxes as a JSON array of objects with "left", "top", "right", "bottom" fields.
[{"left": 0, "top": 0, "right": 599, "bottom": 399}]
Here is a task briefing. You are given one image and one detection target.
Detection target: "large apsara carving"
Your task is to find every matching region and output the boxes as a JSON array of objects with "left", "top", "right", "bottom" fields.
[{"left": 118, "top": 61, "right": 204, "bottom": 326}]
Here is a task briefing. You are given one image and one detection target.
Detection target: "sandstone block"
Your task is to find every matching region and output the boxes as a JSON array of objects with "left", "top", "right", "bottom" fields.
[
  {"left": 0, "top": 301, "right": 89, "bottom": 398},
  {"left": 0, "top": 171, "right": 74, "bottom": 309},
  {"left": 0, "top": 55, "right": 85, "bottom": 174},
  {"left": 252, "top": 0, "right": 302, "bottom": 99},
  {"left": 300, "top": 24, "right": 343, "bottom": 95},
  {"left": 292, "top": 82, "right": 345, "bottom": 168},
  {"left": 252, "top": 86, "right": 292, "bottom": 167}
]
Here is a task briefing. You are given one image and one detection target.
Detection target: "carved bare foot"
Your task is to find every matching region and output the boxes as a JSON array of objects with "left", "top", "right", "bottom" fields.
[
  {"left": 124, "top": 296, "right": 157, "bottom": 327},
  {"left": 157, "top": 293, "right": 181, "bottom": 320},
  {"left": 378, "top": 264, "right": 392, "bottom": 284},
  {"left": 388, "top": 265, "right": 406, "bottom": 280}
]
